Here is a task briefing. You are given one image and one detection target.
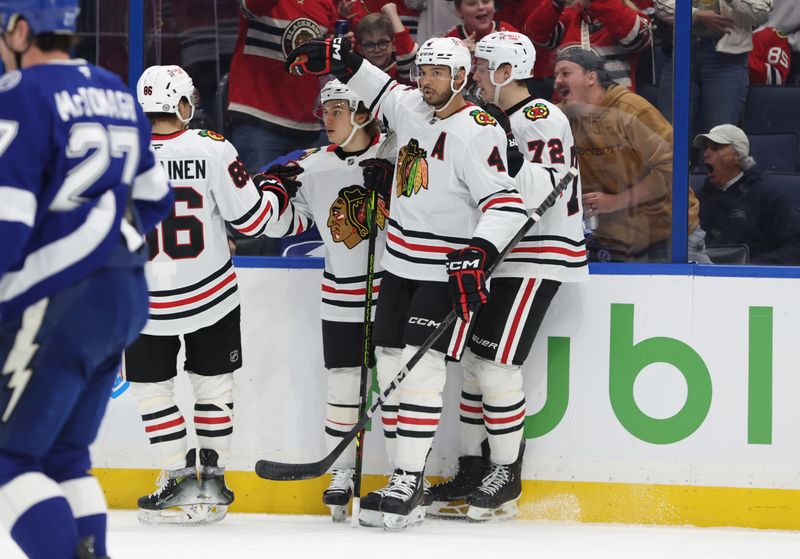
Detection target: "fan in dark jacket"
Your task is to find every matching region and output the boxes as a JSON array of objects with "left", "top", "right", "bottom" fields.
[{"left": 695, "top": 124, "right": 800, "bottom": 265}]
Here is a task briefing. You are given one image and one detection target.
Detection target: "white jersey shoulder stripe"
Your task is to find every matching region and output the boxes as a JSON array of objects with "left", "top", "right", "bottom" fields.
[{"left": 0, "top": 186, "right": 37, "bottom": 226}]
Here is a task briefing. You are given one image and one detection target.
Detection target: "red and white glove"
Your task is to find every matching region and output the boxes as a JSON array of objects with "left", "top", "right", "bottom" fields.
[
  {"left": 253, "top": 174, "right": 291, "bottom": 216},
  {"left": 445, "top": 246, "right": 490, "bottom": 322}
]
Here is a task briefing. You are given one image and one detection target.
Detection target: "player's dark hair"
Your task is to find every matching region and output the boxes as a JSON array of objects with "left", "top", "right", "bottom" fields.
[
  {"left": 355, "top": 101, "right": 381, "bottom": 138},
  {"left": 147, "top": 113, "right": 182, "bottom": 126},
  {"left": 33, "top": 32, "right": 79, "bottom": 53}
]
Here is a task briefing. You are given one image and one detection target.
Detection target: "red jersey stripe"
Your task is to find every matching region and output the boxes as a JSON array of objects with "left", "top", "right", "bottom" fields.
[
  {"left": 150, "top": 272, "right": 237, "bottom": 309},
  {"left": 484, "top": 409, "right": 526, "bottom": 425},
  {"left": 145, "top": 417, "right": 185, "bottom": 432}
]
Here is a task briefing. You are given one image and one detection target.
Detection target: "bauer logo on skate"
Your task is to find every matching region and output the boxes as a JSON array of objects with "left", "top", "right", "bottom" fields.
[
  {"left": 396, "top": 139, "right": 429, "bottom": 198},
  {"left": 524, "top": 103, "right": 550, "bottom": 121}
]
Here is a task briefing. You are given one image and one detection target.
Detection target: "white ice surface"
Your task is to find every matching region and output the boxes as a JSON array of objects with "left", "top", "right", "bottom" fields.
[{"left": 3, "top": 511, "right": 800, "bottom": 559}]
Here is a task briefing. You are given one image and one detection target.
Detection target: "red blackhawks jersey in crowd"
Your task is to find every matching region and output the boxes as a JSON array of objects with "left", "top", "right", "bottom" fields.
[
  {"left": 144, "top": 129, "right": 280, "bottom": 335},
  {"left": 749, "top": 27, "right": 791, "bottom": 85},
  {"left": 266, "top": 137, "right": 390, "bottom": 322},
  {"left": 228, "top": 0, "right": 337, "bottom": 132},
  {"left": 525, "top": 0, "right": 652, "bottom": 91}
]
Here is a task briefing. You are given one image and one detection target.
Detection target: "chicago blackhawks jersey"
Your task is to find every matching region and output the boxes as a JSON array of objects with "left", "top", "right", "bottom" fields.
[
  {"left": 267, "top": 137, "right": 389, "bottom": 322},
  {"left": 346, "top": 61, "right": 529, "bottom": 282},
  {"left": 749, "top": 27, "right": 791, "bottom": 85},
  {"left": 144, "top": 129, "right": 279, "bottom": 335},
  {"left": 495, "top": 97, "right": 589, "bottom": 283}
]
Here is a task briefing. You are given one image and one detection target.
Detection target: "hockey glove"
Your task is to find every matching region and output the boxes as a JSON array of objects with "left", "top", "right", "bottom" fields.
[
  {"left": 359, "top": 158, "right": 394, "bottom": 200},
  {"left": 285, "top": 36, "right": 363, "bottom": 77},
  {"left": 484, "top": 103, "right": 523, "bottom": 177},
  {"left": 253, "top": 173, "right": 292, "bottom": 216},
  {"left": 262, "top": 163, "right": 303, "bottom": 198},
  {"left": 445, "top": 246, "right": 490, "bottom": 323}
]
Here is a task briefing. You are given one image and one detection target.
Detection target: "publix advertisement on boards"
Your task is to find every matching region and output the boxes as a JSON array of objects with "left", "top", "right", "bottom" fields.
[{"left": 93, "top": 268, "right": 800, "bottom": 491}]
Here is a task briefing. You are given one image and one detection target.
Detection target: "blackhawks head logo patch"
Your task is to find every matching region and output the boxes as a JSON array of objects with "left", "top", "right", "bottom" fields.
[
  {"left": 327, "top": 186, "right": 389, "bottom": 249},
  {"left": 469, "top": 109, "right": 497, "bottom": 126},
  {"left": 198, "top": 129, "right": 225, "bottom": 142},
  {"left": 396, "top": 139, "right": 429, "bottom": 198},
  {"left": 524, "top": 103, "right": 550, "bottom": 121}
]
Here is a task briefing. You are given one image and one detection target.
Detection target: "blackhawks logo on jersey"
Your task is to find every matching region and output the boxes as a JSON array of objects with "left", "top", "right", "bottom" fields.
[
  {"left": 396, "top": 139, "right": 429, "bottom": 198},
  {"left": 523, "top": 103, "right": 550, "bottom": 121},
  {"left": 469, "top": 109, "right": 497, "bottom": 127},
  {"left": 327, "top": 185, "right": 389, "bottom": 249},
  {"left": 197, "top": 129, "right": 225, "bottom": 142}
]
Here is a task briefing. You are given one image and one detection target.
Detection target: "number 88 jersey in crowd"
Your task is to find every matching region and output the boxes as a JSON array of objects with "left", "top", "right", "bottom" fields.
[{"left": 144, "top": 129, "right": 280, "bottom": 334}]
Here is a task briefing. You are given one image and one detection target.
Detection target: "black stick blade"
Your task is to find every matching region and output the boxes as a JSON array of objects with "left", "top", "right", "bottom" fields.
[{"left": 255, "top": 457, "right": 332, "bottom": 481}]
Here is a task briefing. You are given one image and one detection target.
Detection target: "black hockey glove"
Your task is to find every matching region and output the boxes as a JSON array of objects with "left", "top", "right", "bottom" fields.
[
  {"left": 445, "top": 246, "right": 490, "bottom": 323},
  {"left": 484, "top": 103, "right": 523, "bottom": 177},
  {"left": 359, "top": 158, "right": 394, "bottom": 200},
  {"left": 262, "top": 162, "right": 303, "bottom": 197},
  {"left": 253, "top": 173, "right": 292, "bottom": 216},
  {"left": 285, "top": 36, "right": 363, "bottom": 78}
]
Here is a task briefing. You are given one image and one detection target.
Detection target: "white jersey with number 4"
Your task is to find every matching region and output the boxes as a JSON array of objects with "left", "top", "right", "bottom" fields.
[
  {"left": 144, "top": 129, "right": 280, "bottom": 335},
  {"left": 498, "top": 97, "right": 589, "bottom": 283},
  {"left": 346, "top": 61, "right": 529, "bottom": 282}
]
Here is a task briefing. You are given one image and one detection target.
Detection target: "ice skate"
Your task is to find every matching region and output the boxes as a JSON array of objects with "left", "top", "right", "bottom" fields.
[
  {"left": 138, "top": 450, "right": 205, "bottom": 525},
  {"left": 465, "top": 457, "right": 522, "bottom": 522},
  {"left": 427, "top": 455, "right": 486, "bottom": 519},
  {"left": 358, "top": 484, "right": 389, "bottom": 527},
  {"left": 379, "top": 469, "right": 426, "bottom": 531},
  {"left": 196, "top": 449, "right": 235, "bottom": 524},
  {"left": 323, "top": 468, "right": 354, "bottom": 522}
]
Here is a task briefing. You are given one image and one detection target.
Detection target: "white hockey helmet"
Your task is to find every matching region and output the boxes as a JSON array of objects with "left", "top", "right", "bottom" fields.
[
  {"left": 475, "top": 31, "right": 536, "bottom": 81},
  {"left": 136, "top": 65, "right": 198, "bottom": 124},
  {"left": 414, "top": 37, "right": 472, "bottom": 76},
  {"left": 319, "top": 79, "right": 364, "bottom": 112}
]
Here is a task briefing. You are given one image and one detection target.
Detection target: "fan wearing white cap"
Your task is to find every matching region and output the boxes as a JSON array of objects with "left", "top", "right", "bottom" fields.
[
  {"left": 127, "top": 64, "right": 290, "bottom": 526},
  {"left": 693, "top": 124, "right": 800, "bottom": 265},
  {"left": 425, "top": 31, "right": 588, "bottom": 522},
  {"left": 286, "top": 33, "right": 529, "bottom": 530}
]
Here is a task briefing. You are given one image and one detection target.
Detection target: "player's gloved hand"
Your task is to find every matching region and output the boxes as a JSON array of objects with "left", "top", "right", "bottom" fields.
[
  {"left": 359, "top": 158, "right": 394, "bottom": 200},
  {"left": 285, "top": 36, "right": 362, "bottom": 77},
  {"left": 484, "top": 103, "right": 523, "bottom": 177},
  {"left": 253, "top": 174, "right": 292, "bottom": 216},
  {"left": 445, "top": 246, "right": 490, "bottom": 322},
  {"left": 263, "top": 163, "right": 303, "bottom": 196}
]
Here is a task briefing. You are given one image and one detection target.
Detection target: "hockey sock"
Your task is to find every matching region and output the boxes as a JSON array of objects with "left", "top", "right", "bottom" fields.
[
  {"left": 0, "top": 451, "right": 79, "bottom": 559},
  {"left": 325, "top": 367, "right": 360, "bottom": 469},
  {"left": 468, "top": 353, "right": 526, "bottom": 465},
  {"left": 189, "top": 373, "right": 234, "bottom": 467},
  {"left": 394, "top": 347, "right": 447, "bottom": 473},
  {"left": 376, "top": 346, "right": 403, "bottom": 465},
  {"left": 130, "top": 379, "right": 188, "bottom": 469},
  {"left": 459, "top": 356, "right": 486, "bottom": 457},
  {"left": 42, "top": 444, "right": 109, "bottom": 557}
]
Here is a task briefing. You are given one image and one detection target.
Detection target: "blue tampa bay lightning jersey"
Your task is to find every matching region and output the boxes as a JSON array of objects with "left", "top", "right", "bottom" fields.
[{"left": 0, "top": 60, "right": 173, "bottom": 320}]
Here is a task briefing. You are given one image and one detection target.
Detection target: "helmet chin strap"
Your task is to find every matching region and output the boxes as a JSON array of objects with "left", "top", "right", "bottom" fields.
[
  {"left": 490, "top": 68, "right": 513, "bottom": 106},
  {"left": 177, "top": 99, "right": 195, "bottom": 125},
  {"left": 338, "top": 110, "right": 368, "bottom": 149},
  {"left": 433, "top": 71, "right": 467, "bottom": 115}
]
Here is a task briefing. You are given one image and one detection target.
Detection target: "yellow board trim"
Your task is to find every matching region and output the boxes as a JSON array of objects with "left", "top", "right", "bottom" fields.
[{"left": 92, "top": 468, "right": 800, "bottom": 530}]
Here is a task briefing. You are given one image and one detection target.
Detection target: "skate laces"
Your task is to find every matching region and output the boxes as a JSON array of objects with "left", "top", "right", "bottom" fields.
[
  {"left": 477, "top": 464, "right": 510, "bottom": 496},
  {"left": 329, "top": 468, "right": 354, "bottom": 490},
  {"left": 384, "top": 471, "right": 420, "bottom": 500}
]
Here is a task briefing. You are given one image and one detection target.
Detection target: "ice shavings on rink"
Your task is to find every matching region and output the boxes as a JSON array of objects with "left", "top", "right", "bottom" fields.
[{"left": 3, "top": 511, "right": 800, "bottom": 559}]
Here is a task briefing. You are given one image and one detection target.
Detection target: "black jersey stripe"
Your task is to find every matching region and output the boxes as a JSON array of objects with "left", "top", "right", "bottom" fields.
[
  {"left": 519, "top": 235, "right": 586, "bottom": 247},
  {"left": 149, "top": 286, "right": 238, "bottom": 320},
  {"left": 385, "top": 245, "right": 447, "bottom": 266},
  {"left": 322, "top": 270, "right": 385, "bottom": 283},
  {"left": 388, "top": 218, "right": 471, "bottom": 244},
  {"left": 503, "top": 257, "right": 588, "bottom": 268},
  {"left": 229, "top": 196, "right": 265, "bottom": 227},
  {"left": 150, "top": 430, "right": 187, "bottom": 444},
  {"left": 150, "top": 260, "right": 233, "bottom": 297},
  {"left": 141, "top": 405, "right": 181, "bottom": 421}
]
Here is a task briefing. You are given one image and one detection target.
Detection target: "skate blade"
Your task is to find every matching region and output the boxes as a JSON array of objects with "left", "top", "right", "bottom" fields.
[
  {"left": 381, "top": 506, "right": 425, "bottom": 531},
  {"left": 138, "top": 504, "right": 211, "bottom": 526},
  {"left": 202, "top": 504, "right": 229, "bottom": 524},
  {"left": 328, "top": 505, "right": 348, "bottom": 522},
  {"left": 466, "top": 499, "right": 518, "bottom": 522},
  {"left": 358, "top": 509, "right": 382, "bottom": 528},
  {"left": 426, "top": 499, "right": 469, "bottom": 519}
]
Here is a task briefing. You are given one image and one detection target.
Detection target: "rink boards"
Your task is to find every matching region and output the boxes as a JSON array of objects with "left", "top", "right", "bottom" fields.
[{"left": 91, "top": 264, "right": 800, "bottom": 529}]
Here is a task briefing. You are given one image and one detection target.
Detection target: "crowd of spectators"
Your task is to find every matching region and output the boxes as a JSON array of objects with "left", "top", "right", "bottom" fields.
[{"left": 53, "top": 0, "right": 800, "bottom": 265}]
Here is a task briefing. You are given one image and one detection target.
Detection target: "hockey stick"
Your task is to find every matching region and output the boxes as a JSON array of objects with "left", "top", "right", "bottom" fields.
[
  {"left": 351, "top": 131, "right": 396, "bottom": 525},
  {"left": 255, "top": 167, "right": 578, "bottom": 481}
]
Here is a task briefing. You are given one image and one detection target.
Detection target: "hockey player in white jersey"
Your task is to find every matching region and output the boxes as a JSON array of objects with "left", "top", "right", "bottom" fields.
[
  {"left": 125, "top": 65, "right": 287, "bottom": 525},
  {"left": 261, "top": 79, "right": 393, "bottom": 522},
  {"left": 425, "top": 31, "right": 589, "bottom": 521},
  {"left": 286, "top": 36, "right": 529, "bottom": 530}
]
